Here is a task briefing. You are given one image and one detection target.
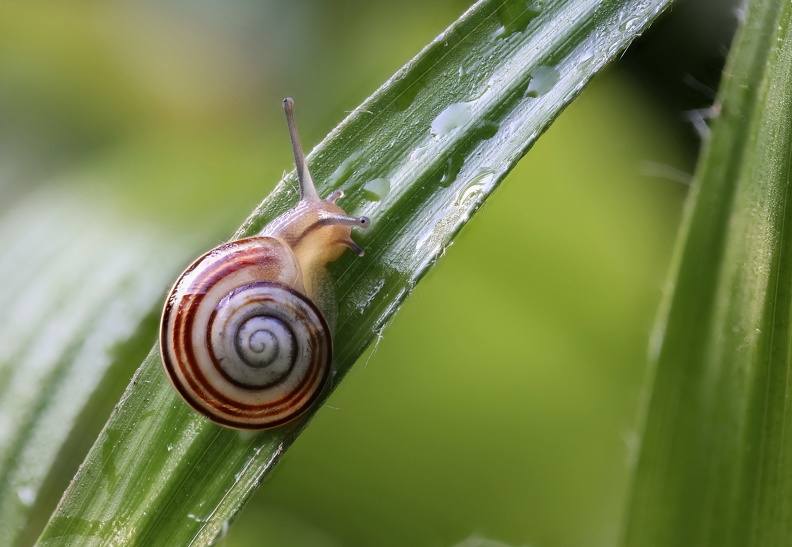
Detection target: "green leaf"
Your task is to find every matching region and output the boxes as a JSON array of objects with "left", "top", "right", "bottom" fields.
[
  {"left": 622, "top": 0, "right": 792, "bottom": 544},
  {"left": 32, "top": 0, "right": 674, "bottom": 544}
]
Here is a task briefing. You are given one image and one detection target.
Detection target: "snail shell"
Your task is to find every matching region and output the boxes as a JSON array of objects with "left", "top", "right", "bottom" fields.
[{"left": 160, "top": 99, "right": 369, "bottom": 430}]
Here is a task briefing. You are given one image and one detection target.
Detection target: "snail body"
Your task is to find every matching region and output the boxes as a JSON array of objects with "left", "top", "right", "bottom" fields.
[{"left": 160, "top": 99, "right": 369, "bottom": 430}]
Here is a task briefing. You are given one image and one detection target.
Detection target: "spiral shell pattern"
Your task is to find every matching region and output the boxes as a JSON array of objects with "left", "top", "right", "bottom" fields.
[{"left": 161, "top": 237, "right": 332, "bottom": 429}]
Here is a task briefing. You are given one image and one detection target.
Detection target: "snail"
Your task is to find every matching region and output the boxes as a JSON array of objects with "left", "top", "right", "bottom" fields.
[{"left": 160, "top": 98, "right": 369, "bottom": 430}]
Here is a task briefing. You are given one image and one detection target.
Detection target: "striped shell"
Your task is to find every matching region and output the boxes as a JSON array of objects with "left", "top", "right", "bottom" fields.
[{"left": 161, "top": 237, "right": 332, "bottom": 430}]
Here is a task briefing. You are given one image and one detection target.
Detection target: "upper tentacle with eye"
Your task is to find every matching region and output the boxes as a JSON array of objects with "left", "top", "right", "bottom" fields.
[{"left": 261, "top": 99, "right": 370, "bottom": 299}]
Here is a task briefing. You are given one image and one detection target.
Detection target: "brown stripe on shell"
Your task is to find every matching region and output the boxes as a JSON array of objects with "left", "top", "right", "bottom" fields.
[
  {"left": 166, "top": 237, "right": 300, "bottom": 405},
  {"left": 176, "top": 281, "right": 327, "bottom": 413},
  {"left": 162, "top": 295, "right": 211, "bottom": 416},
  {"left": 166, "top": 283, "right": 330, "bottom": 426},
  {"left": 160, "top": 237, "right": 332, "bottom": 430},
  {"left": 205, "top": 283, "right": 315, "bottom": 392},
  {"left": 172, "top": 284, "right": 328, "bottom": 415}
]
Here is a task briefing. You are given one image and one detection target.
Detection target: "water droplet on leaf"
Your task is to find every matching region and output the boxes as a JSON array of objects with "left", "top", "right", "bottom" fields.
[{"left": 363, "top": 178, "right": 391, "bottom": 201}]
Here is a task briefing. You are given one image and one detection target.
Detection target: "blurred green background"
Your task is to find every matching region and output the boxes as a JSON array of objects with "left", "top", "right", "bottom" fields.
[{"left": 0, "top": 0, "right": 738, "bottom": 545}]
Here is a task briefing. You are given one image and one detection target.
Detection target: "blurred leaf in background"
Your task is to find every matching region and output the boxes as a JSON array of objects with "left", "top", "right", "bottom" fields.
[{"left": 0, "top": 0, "right": 738, "bottom": 545}]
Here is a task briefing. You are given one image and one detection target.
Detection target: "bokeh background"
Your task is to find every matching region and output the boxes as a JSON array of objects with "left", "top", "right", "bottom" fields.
[{"left": 0, "top": 0, "right": 738, "bottom": 545}]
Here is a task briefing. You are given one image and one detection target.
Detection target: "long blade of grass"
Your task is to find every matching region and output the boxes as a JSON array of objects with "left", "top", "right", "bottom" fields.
[
  {"left": 622, "top": 0, "right": 792, "bottom": 544},
  {"left": 38, "top": 0, "right": 673, "bottom": 544}
]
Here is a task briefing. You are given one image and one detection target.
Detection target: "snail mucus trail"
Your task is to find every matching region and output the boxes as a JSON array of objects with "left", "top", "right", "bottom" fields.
[{"left": 160, "top": 98, "right": 369, "bottom": 430}]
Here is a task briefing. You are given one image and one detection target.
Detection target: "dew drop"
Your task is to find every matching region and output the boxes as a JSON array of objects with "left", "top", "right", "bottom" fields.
[
  {"left": 455, "top": 169, "right": 496, "bottom": 206},
  {"left": 494, "top": 0, "right": 543, "bottom": 38},
  {"left": 328, "top": 151, "right": 363, "bottom": 186},
  {"left": 17, "top": 486, "right": 35, "bottom": 507},
  {"left": 471, "top": 120, "right": 499, "bottom": 141},
  {"left": 619, "top": 16, "right": 642, "bottom": 34},
  {"left": 396, "top": 78, "right": 426, "bottom": 111},
  {"left": 438, "top": 154, "right": 466, "bottom": 188},
  {"left": 410, "top": 143, "right": 432, "bottom": 163},
  {"left": 525, "top": 66, "right": 560, "bottom": 98},
  {"left": 363, "top": 178, "right": 391, "bottom": 201},
  {"left": 236, "top": 429, "right": 257, "bottom": 442},
  {"left": 431, "top": 102, "right": 473, "bottom": 137},
  {"left": 579, "top": 48, "right": 595, "bottom": 65}
]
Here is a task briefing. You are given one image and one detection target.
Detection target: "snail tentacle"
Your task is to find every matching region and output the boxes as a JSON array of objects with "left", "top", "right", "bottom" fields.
[
  {"left": 325, "top": 190, "right": 344, "bottom": 204},
  {"left": 283, "top": 97, "right": 319, "bottom": 202}
]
